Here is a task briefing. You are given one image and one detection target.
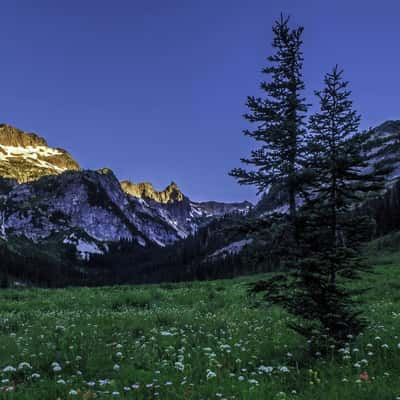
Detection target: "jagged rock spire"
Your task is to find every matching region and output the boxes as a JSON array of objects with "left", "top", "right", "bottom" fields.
[{"left": 120, "top": 180, "right": 184, "bottom": 203}]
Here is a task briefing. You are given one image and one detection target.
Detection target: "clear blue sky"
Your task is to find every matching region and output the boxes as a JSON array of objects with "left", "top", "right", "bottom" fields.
[{"left": 1, "top": 0, "right": 399, "bottom": 203}]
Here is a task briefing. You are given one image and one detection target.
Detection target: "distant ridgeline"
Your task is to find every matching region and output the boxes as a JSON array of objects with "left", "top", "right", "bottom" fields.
[
  {"left": 0, "top": 124, "right": 252, "bottom": 286},
  {"left": 0, "top": 121, "right": 400, "bottom": 287}
]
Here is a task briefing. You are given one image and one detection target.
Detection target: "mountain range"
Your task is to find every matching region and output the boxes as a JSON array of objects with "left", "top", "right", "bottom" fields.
[
  {"left": 0, "top": 120, "right": 400, "bottom": 286},
  {"left": 0, "top": 124, "right": 251, "bottom": 259}
]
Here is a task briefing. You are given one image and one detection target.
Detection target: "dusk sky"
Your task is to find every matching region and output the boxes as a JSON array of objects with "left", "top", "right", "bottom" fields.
[{"left": 1, "top": 0, "right": 399, "bottom": 203}]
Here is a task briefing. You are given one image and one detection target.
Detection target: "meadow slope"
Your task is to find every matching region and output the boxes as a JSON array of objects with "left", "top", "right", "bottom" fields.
[{"left": 1, "top": 245, "right": 400, "bottom": 399}]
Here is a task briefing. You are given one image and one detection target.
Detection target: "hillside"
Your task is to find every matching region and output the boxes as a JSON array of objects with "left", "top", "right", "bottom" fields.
[
  {"left": 254, "top": 120, "right": 400, "bottom": 217},
  {"left": 0, "top": 124, "right": 251, "bottom": 261},
  {"left": 0, "top": 242, "right": 400, "bottom": 399},
  {"left": 1, "top": 120, "right": 400, "bottom": 285}
]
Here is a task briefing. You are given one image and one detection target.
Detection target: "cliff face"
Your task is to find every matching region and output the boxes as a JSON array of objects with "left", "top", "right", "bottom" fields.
[
  {"left": 121, "top": 181, "right": 184, "bottom": 204},
  {"left": 0, "top": 124, "right": 80, "bottom": 183},
  {"left": 253, "top": 121, "right": 400, "bottom": 217},
  {"left": 193, "top": 200, "right": 252, "bottom": 217},
  {"left": 0, "top": 124, "right": 48, "bottom": 147},
  {"left": 0, "top": 169, "right": 186, "bottom": 256},
  {"left": 370, "top": 120, "right": 400, "bottom": 180},
  {"left": 0, "top": 124, "right": 253, "bottom": 259},
  {"left": 121, "top": 180, "right": 252, "bottom": 236}
]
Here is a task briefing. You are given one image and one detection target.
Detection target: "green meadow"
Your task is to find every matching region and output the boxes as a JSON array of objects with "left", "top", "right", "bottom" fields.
[{"left": 1, "top": 240, "right": 400, "bottom": 399}]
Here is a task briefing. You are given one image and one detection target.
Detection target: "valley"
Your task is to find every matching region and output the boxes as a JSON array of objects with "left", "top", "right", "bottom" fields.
[
  {"left": 0, "top": 238, "right": 400, "bottom": 399},
  {"left": 0, "top": 124, "right": 251, "bottom": 271},
  {"left": 0, "top": 4, "right": 399, "bottom": 399},
  {"left": 1, "top": 121, "right": 400, "bottom": 288}
]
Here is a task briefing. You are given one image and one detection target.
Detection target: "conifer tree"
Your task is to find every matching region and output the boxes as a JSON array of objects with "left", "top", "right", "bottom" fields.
[
  {"left": 306, "top": 66, "right": 386, "bottom": 253},
  {"left": 302, "top": 66, "right": 388, "bottom": 344},
  {"left": 255, "top": 67, "right": 387, "bottom": 348},
  {"left": 230, "top": 15, "right": 308, "bottom": 222}
]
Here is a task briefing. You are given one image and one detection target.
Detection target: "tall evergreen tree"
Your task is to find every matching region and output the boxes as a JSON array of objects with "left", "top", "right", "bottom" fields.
[
  {"left": 255, "top": 67, "right": 386, "bottom": 349},
  {"left": 297, "top": 66, "right": 385, "bottom": 345},
  {"left": 306, "top": 66, "right": 386, "bottom": 263},
  {"left": 230, "top": 15, "right": 308, "bottom": 222}
]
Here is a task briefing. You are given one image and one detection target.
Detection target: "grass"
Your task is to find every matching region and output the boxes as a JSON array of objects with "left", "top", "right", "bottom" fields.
[{"left": 1, "top": 245, "right": 400, "bottom": 398}]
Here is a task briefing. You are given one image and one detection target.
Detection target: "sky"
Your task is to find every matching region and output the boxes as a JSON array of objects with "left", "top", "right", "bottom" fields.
[{"left": 0, "top": 0, "right": 399, "bottom": 203}]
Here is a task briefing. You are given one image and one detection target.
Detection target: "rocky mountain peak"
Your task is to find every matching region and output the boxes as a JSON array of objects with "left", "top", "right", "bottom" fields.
[
  {"left": 0, "top": 123, "right": 80, "bottom": 183},
  {"left": 120, "top": 180, "right": 185, "bottom": 204},
  {"left": 0, "top": 123, "right": 255, "bottom": 255},
  {"left": 0, "top": 124, "right": 48, "bottom": 147},
  {"left": 97, "top": 167, "right": 116, "bottom": 177}
]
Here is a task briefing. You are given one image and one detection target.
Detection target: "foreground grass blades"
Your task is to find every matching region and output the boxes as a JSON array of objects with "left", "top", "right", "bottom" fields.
[{"left": 1, "top": 252, "right": 400, "bottom": 399}]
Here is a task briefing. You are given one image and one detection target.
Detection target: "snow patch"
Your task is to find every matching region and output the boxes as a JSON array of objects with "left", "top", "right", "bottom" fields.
[
  {"left": 0, "top": 144, "right": 67, "bottom": 173},
  {"left": 63, "top": 234, "right": 104, "bottom": 260},
  {"left": 135, "top": 236, "right": 147, "bottom": 247},
  {"left": 206, "top": 239, "right": 253, "bottom": 261}
]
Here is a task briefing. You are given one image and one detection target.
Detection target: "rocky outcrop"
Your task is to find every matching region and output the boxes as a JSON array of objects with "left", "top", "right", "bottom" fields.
[
  {"left": 0, "top": 124, "right": 48, "bottom": 147},
  {"left": 0, "top": 123, "right": 253, "bottom": 259},
  {"left": 0, "top": 124, "right": 80, "bottom": 183},
  {"left": 1, "top": 169, "right": 183, "bottom": 248},
  {"left": 253, "top": 121, "right": 400, "bottom": 217},
  {"left": 193, "top": 200, "right": 252, "bottom": 217},
  {"left": 369, "top": 120, "right": 400, "bottom": 180},
  {"left": 121, "top": 180, "right": 184, "bottom": 203},
  {"left": 121, "top": 180, "right": 252, "bottom": 236}
]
